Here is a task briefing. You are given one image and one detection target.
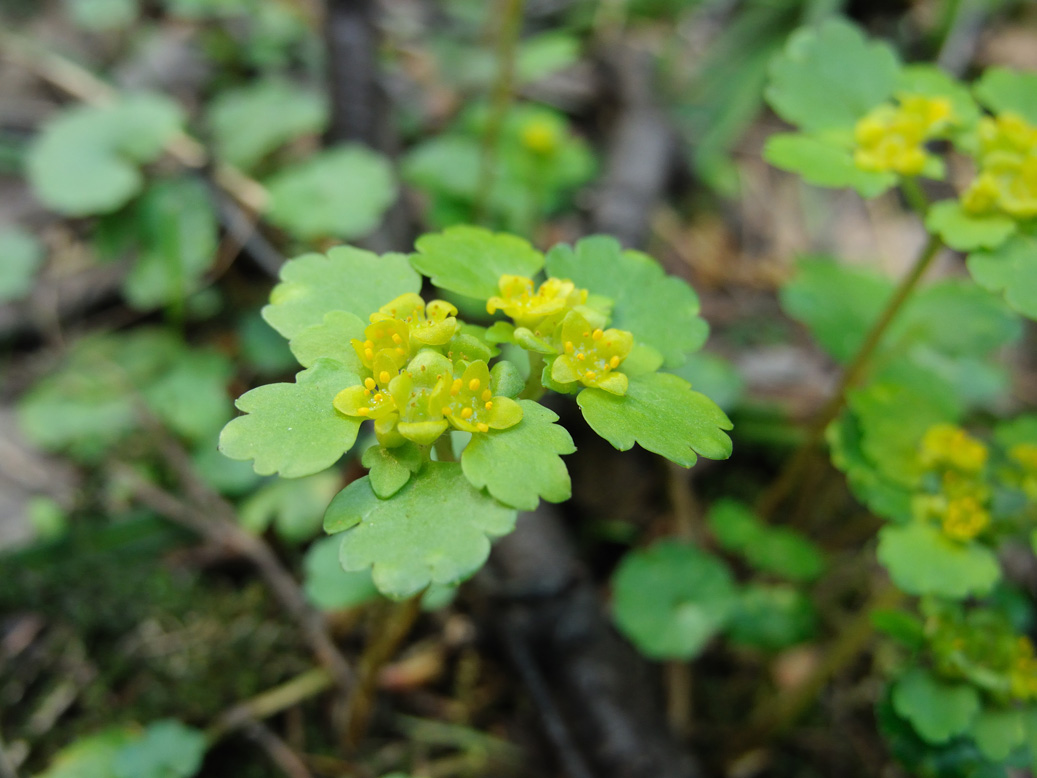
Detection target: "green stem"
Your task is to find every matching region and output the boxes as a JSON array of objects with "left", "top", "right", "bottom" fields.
[
  {"left": 473, "top": 0, "right": 526, "bottom": 225},
  {"left": 900, "top": 176, "right": 930, "bottom": 218},
  {"left": 519, "top": 352, "right": 545, "bottom": 400},
  {"left": 756, "top": 233, "right": 944, "bottom": 521}
]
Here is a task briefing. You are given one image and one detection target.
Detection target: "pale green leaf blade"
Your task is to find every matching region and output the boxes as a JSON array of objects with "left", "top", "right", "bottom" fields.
[
  {"left": 544, "top": 236, "right": 707, "bottom": 366},
  {"left": 239, "top": 472, "right": 340, "bottom": 542},
  {"left": 727, "top": 584, "right": 818, "bottom": 651},
  {"left": 410, "top": 226, "right": 544, "bottom": 300},
  {"left": 763, "top": 133, "right": 896, "bottom": 198},
  {"left": 303, "top": 536, "right": 380, "bottom": 611},
  {"left": 968, "top": 231, "right": 1037, "bottom": 321},
  {"left": 974, "top": 67, "right": 1037, "bottom": 124},
  {"left": 926, "top": 199, "right": 1015, "bottom": 252},
  {"left": 877, "top": 523, "right": 1000, "bottom": 599},
  {"left": 35, "top": 727, "right": 136, "bottom": 778},
  {"left": 461, "top": 400, "right": 575, "bottom": 510},
  {"left": 141, "top": 349, "right": 233, "bottom": 444},
  {"left": 262, "top": 246, "right": 420, "bottom": 338},
  {"left": 207, "top": 77, "right": 328, "bottom": 171},
  {"left": 891, "top": 668, "right": 980, "bottom": 745},
  {"left": 264, "top": 145, "right": 397, "bottom": 241},
  {"left": 766, "top": 18, "right": 900, "bottom": 133},
  {"left": 289, "top": 310, "right": 367, "bottom": 369},
  {"left": 970, "top": 707, "right": 1026, "bottom": 762},
  {"left": 113, "top": 720, "right": 206, "bottom": 778},
  {"left": 27, "top": 94, "right": 183, "bottom": 216},
  {"left": 124, "top": 177, "right": 218, "bottom": 309},
  {"left": 219, "top": 359, "right": 361, "bottom": 478},
  {"left": 0, "top": 227, "right": 44, "bottom": 303},
  {"left": 324, "top": 463, "right": 517, "bottom": 599},
  {"left": 361, "top": 443, "right": 424, "bottom": 499},
  {"left": 612, "top": 541, "right": 737, "bottom": 659},
  {"left": 577, "top": 372, "right": 733, "bottom": 467}
]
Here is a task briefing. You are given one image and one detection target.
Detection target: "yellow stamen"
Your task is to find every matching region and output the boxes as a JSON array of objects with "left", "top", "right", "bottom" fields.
[
  {"left": 395, "top": 347, "right": 406, "bottom": 356},
  {"left": 485, "top": 401, "right": 493, "bottom": 409},
  {"left": 564, "top": 341, "right": 574, "bottom": 353},
  {"left": 373, "top": 393, "right": 383, "bottom": 402},
  {"left": 481, "top": 389, "right": 492, "bottom": 401},
  {"left": 451, "top": 378, "right": 463, "bottom": 396},
  {"left": 363, "top": 340, "right": 373, "bottom": 349},
  {"left": 364, "top": 377, "right": 376, "bottom": 391},
  {"left": 609, "top": 356, "right": 621, "bottom": 368},
  {"left": 461, "top": 407, "right": 474, "bottom": 419},
  {"left": 392, "top": 333, "right": 402, "bottom": 344},
  {"left": 576, "top": 353, "right": 585, "bottom": 361},
  {"left": 585, "top": 370, "right": 596, "bottom": 379},
  {"left": 469, "top": 378, "right": 481, "bottom": 391},
  {"left": 379, "top": 370, "right": 391, "bottom": 384},
  {"left": 476, "top": 422, "right": 489, "bottom": 433},
  {"left": 442, "top": 406, "right": 452, "bottom": 416},
  {"left": 592, "top": 329, "right": 603, "bottom": 340},
  {"left": 357, "top": 407, "right": 370, "bottom": 416},
  {"left": 364, "top": 348, "right": 374, "bottom": 361}
]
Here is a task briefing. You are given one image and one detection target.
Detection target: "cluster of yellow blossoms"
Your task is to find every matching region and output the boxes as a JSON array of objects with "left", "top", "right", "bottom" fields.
[
  {"left": 486, "top": 275, "right": 633, "bottom": 396},
  {"left": 519, "top": 116, "right": 562, "bottom": 156},
  {"left": 853, "top": 94, "right": 955, "bottom": 176},
  {"left": 1010, "top": 637, "right": 1037, "bottom": 701},
  {"left": 962, "top": 112, "right": 1037, "bottom": 218},
  {"left": 333, "top": 293, "right": 522, "bottom": 447},
  {"left": 916, "top": 423, "right": 991, "bottom": 543},
  {"left": 1010, "top": 443, "right": 1037, "bottom": 500}
]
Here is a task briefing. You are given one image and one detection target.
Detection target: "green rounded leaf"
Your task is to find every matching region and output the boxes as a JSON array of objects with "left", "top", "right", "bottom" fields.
[
  {"left": 323, "top": 463, "right": 517, "bottom": 599},
  {"left": 410, "top": 226, "right": 544, "bottom": 300},
  {"left": 219, "top": 359, "right": 361, "bottom": 478},
  {"left": 461, "top": 400, "right": 575, "bottom": 510},
  {"left": 123, "top": 177, "right": 218, "bottom": 309},
  {"left": 974, "top": 67, "right": 1037, "bottom": 124},
  {"left": 264, "top": 145, "right": 397, "bottom": 241},
  {"left": 892, "top": 668, "right": 980, "bottom": 745},
  {"left": 898, "top": 65, "right": 981, "bottom": 129},
  {"left": 207, "top": 77, "right": 328, "bottom": 171},
  {"left": 27, "top": 94, "right": 183, "bottom": 216},
  {"left": 303, "top": 536, "right": 380, "bottom": 611},
  {"left": 727, "top": 584, "right": 817, "bottom": 651},
  {"left": 239, "top": 472, "right": 341, "bottom": 542},
  {"left": 35, "top": 728, "right": 136, "bottom": 778},
  {"left": 763, "top": 133, "right": 896, "bottom": 197},
  {"left": 577, "top": 371, "right": 733, "bottom": 467},
  {"left": 262, "top": 246, "right": 420, "bottom": 338},
  {"left": 113, "top": 720, "right": 206, "bottom": 778},
  {"left": 877, "top": 523, "right": 1000, "bottom": 599},
  {"left": 766, "top": 18, "right": 900, "bottom": 132},
  {"left": 968, "top": 231, "right": 1037, "bottom": 321},
  {"left": 289, "top": 310, "right": 367, "bottom": 369},
  {"left": 926, "top": 199, "right": 1015, "bottom": 252},
  {"left": 0, "top": 227, "right": 44, "bottom": 303},
  {"left": 612, "top": 540, "right": 737, "bottom": 659},
  {"left": 970, "top": 707, "right": 1026, "bottom": 762},
  {"left": 545, "top": 236, "right": 707, "bottom": 366}
]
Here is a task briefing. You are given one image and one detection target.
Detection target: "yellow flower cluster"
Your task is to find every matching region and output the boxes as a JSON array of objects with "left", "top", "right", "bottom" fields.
[
  {"left": 1009, "top": 443, "right": 1037, "bottom": 500},
  {"left": 916, "top": 424, "right": 992, "bottom": 543},
  {"left": 853, "top": 94, "right": 954, "bottom": 176},
  {"left": 487, "top": 275, "right": 633, "bottom": 395},
  {"left": 1010, "top": 637, "right": 1037, "bottom": 701},
  {"left": 333, "top": 293, "right": 522, "bottom": 447},
  {"left": 920, "top": 423, "right": 989, "bottom": 473},
  {"left": 962, "top": 112, "right": 1037, "bottom": 218},
  {"left": 520, "top": 117, "right": 562, "bottom": 156}
]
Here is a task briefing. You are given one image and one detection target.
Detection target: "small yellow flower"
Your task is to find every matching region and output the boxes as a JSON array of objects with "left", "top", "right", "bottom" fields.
[
  {"left": 486, "top": 275, "right": 587, "bottom": 329},
  {"left": 388, "top": 350, "right": 453, "bottom": 446},
  {"left": 1011, "top": 637, "right": 1037, "bottom": 701},
  {"left": 549, "top": 311, "right": 633, "bottom": 395},
  {"left": 962, "top": 112, "right": 1037, "bottom": 218},
  {"left": 940, "top": 495, "right": 990, "bottom": 542},
  {"left": 520, "top": 117, "right": 561, "bottom": 155},
  {"left": 333, "top": 351, "right": 401, "bottom": 421},
  {"left": 919, "top": 423, "right": 988, "bottom": 473},
  {"left": 350, "top": 318, "right": 410, "bottom": 371},
  {"left": 853, "top": 94, "right": 953, "bottom": 176},
  {"left": 370, "top": 293, "right": 459, "bottom": 348},
  {"left": 430, "top": 360, "right": 522, "bottom": 434}
]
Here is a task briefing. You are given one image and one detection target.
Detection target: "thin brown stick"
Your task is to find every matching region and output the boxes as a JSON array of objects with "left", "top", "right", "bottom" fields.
[
  {"left": 208, "top": 668, "right": 335, "bottom": 742},
  {"left": 241, "top": 721, "right": 315, "bottom": 778},
  {"left": 755, "top": 234, "right": 944, "bottom": 522}
]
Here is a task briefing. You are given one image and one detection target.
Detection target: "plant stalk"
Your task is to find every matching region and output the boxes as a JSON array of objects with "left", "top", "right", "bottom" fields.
[
  {"left": 473, "top": 0, "right": 526, "bottom": 224},
  {"left": 755, "top": 233, "right": 944, "bottom": 521}
]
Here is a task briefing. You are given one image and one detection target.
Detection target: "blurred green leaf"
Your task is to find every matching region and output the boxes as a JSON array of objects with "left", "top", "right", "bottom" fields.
[
  {"left": 974, "top": 68, "right": 1037, "bottom": 124},
  {"left": 612, "top": 540, "right": 737, "bottom": 659},
  {"left": 27, "top": 95, "right": 183, "bottom": 216},
  {"left": 63, "top": 0, "right": 138, "bottom": 29},
  {"left": 264, "top": 145, "right": 396, "bottom": 240},
  {"left": 124, "top": 177, "right": 218, "bottom": 310},
  {"left": 892, "top": 668, "right": 980, "bottom": 744},
  {"left": 207, "top": 78, "right": 327, "bottom": 171},
  {"left": 411, "top": 226, "right": 544, "bottom": 300},
  {"left": 970, "top": 708, "right": 1026, "bottom": 763},
  {"left": 926, "top": 200, "right": 1015, "bottom": 252},
  {"left": 0, "top": 227, "right": 44, "bottom": 302},
  {"left": 878, "top": 523, "right": 1000, "bottom": 599},
  {"left": 239, "top": 471, "right": 341, "bottom": 542},
  {"left": 766, "top": 17, "right": 899, "bottom": 132},
  {"left": 707, "top": 499, "right": 825, "bottom": 582},
  {"left": 666, "top": 352, "right": 744, "bottom": 412},
  {"left": 968, "top": 230, "right": 1037, "bottom": 321},
  {"left": 302, "top": 536, "right": 380, "bottom": 611},
  {"left": 764, "top": 133, "right": 895, "bottom": 197},
  {"left": 727, "top": 584, "right": 817, "bottom": 651},
  {"left": 113, "top": 720, "right": 206, "bottom": 778},
  {"left": 36, "top": 727, "right": 135, "bottom": 778}
]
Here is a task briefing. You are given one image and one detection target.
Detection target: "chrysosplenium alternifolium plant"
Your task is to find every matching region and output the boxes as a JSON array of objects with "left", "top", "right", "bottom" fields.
[
  {"left": 764, "top": 17, "right": 1037, "bottom": 768},
  {"left": 219, "top": 227, "right": 732, "bottom": 598}
]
